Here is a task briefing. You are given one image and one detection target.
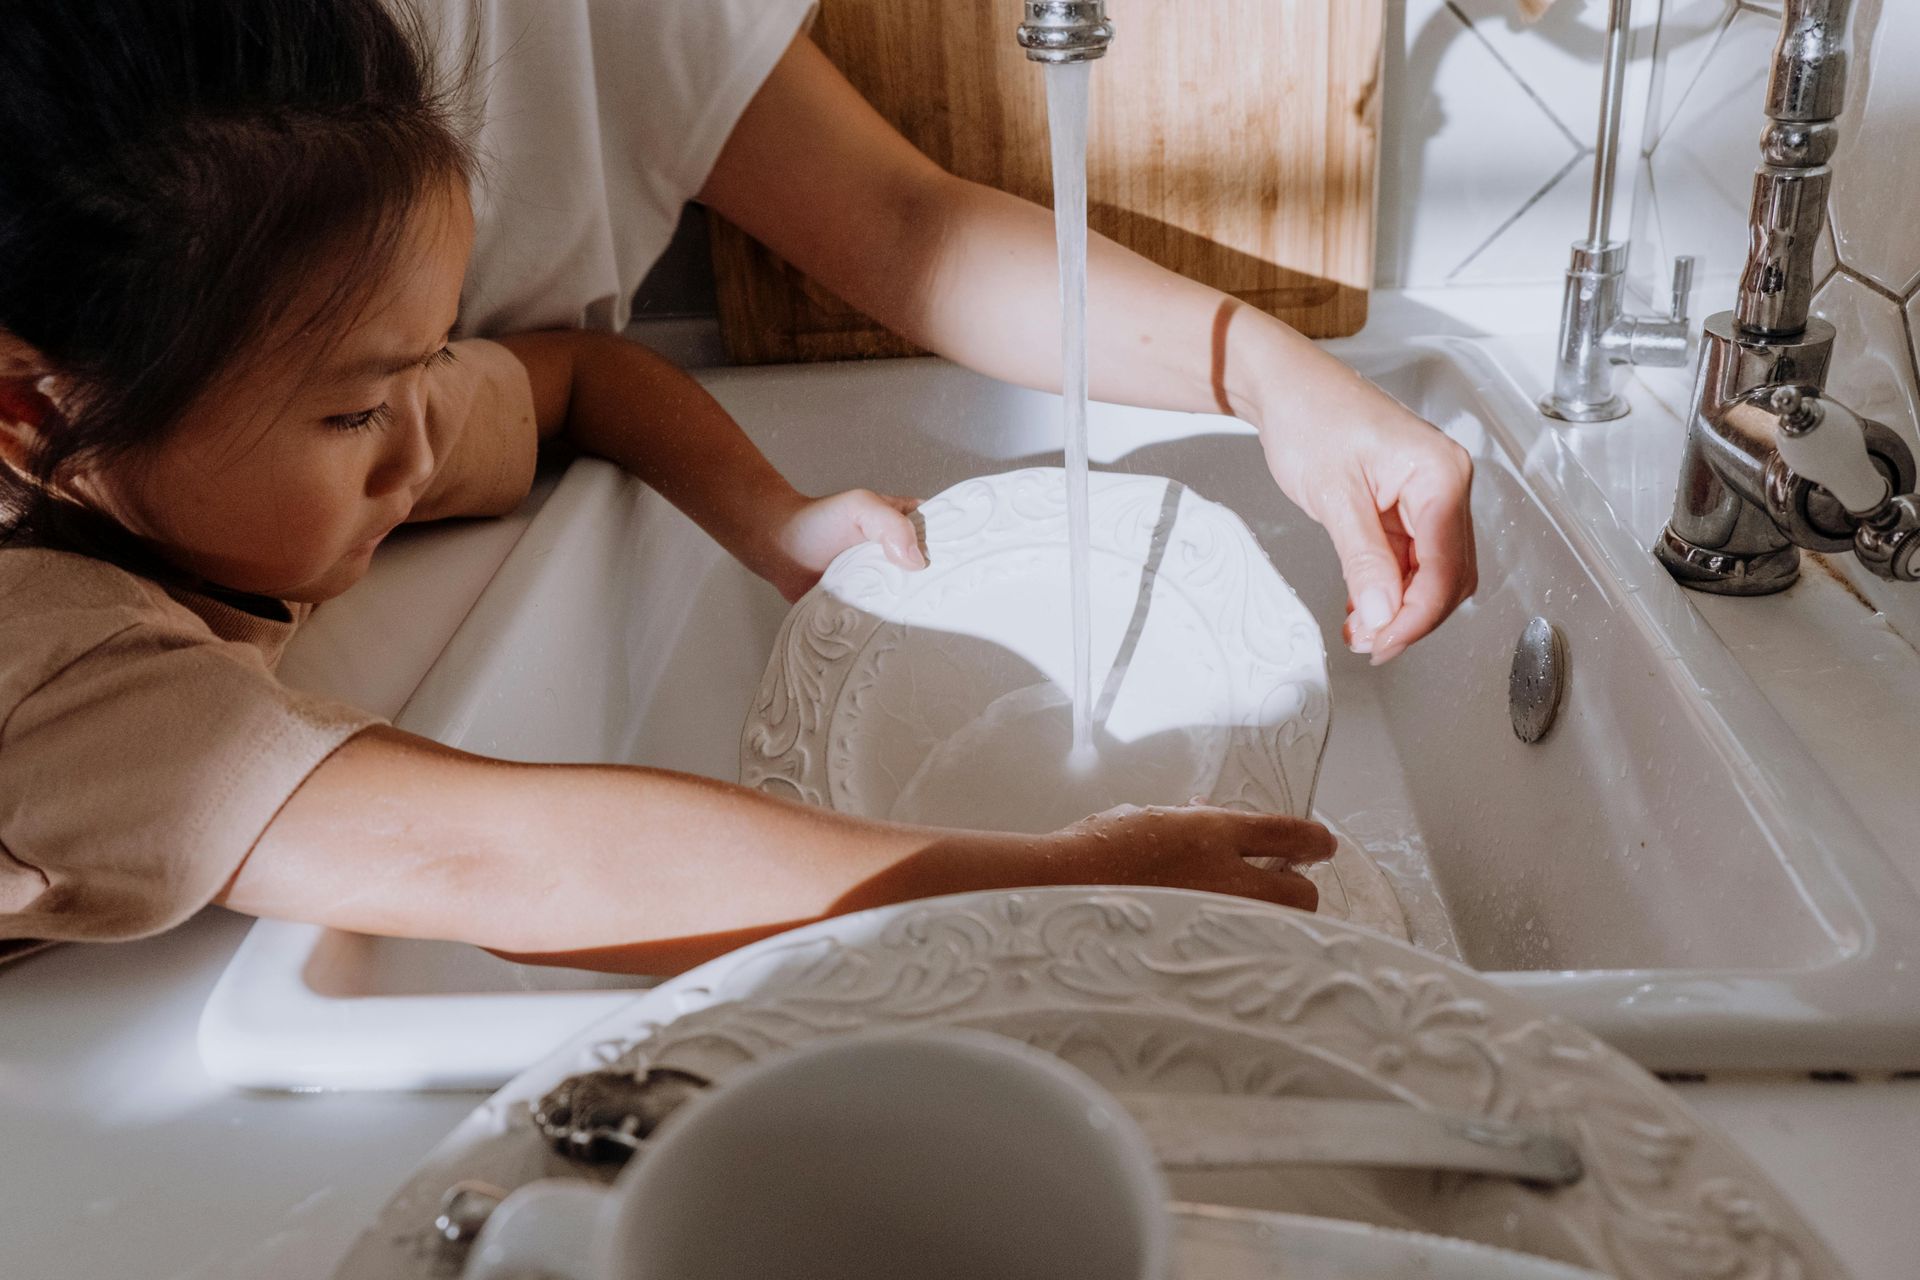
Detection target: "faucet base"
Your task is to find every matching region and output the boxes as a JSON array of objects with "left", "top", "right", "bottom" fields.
[
  {"left": 1540, "top": 392, "right": 1630, "bottom": 423},
  {"left": 1654, "top": 525, "right": 1800, "bottom": 595}
]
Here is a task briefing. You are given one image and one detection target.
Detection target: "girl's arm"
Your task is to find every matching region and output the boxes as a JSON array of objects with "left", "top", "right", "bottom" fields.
[
  {"left": 697, "top": 36, "right": 1477, "bottom": 665},
  {"left": 219, "top": 725, "right": 1331, "bottom": 974},
  {"left": 497, "top": 328, "right": 923, "bottom": 602}
]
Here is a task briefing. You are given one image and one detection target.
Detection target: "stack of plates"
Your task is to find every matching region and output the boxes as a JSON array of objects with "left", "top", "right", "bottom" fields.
[{"left": 331, "top": 886, "right": 1843, "bottom": 1278}]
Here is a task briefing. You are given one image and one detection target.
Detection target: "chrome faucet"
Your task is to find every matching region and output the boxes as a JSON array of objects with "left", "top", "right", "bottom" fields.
[
  {"left": 1542, "top": 0, "right": 1696, "bottom": 422},
  {"left": 1655, "top": 0, "right": 1920, "bottom": 594},
  {"left": 1016, "top": 0, "right": 1113, "bottom": 63}
]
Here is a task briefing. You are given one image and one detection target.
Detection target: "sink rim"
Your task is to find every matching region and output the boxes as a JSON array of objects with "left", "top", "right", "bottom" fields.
[
  {"left": 202, "top": 339, "right": 1920, "bottom": 1091},
  {"left": 662, "top": 337, "right": 1920, "bottom": 1069},
  {"left": 1366, "top": 338, "right": 1919, "bottom": 1066}
]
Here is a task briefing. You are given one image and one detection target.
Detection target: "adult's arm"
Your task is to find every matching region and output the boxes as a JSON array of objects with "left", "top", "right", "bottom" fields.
[{"left": 697, "top": 36, "right": 1476, "bottom": 663}]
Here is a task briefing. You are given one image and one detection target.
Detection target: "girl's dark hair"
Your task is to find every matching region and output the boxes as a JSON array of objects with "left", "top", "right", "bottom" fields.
[{"left": 0, "top": 0, "right": 472, "bottom": 559}]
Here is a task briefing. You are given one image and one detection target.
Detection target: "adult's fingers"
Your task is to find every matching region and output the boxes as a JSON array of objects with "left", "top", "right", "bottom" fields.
[
  {"left": 1378, "top": 506, "right": 1416, "bottom": 577},
  {"left": 1370, "top": 466, "right": 1477, "bottom": 665},
  {"left": 1315, "top": 479, "right": 1405, "bottom": 656},
  {"left": 1340, "top": 514, "right": 1415, "bottom": 649}
]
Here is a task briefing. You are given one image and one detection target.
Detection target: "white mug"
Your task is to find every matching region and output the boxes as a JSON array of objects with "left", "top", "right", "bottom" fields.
[{"left": 464, "top": 1027, "right": 1172, "bottom": 1280}]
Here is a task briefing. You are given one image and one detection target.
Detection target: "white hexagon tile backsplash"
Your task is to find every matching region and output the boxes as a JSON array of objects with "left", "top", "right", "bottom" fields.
[
  {"left": 1378, "top": 0, "right": 1656, "bottom": 288},
  {"left": 1634, "top": 3, "right": 1780, "bottom": 297}
]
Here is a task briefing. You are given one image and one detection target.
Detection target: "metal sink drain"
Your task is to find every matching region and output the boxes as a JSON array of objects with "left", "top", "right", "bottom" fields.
[{"left": 1509, "top": 617, "right": 1568, "bottom": 743}]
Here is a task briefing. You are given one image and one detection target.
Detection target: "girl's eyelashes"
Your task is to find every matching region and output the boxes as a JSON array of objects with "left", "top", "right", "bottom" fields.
[
  {"left": 323, "top": 347, "right": 455, "bottom": 432},
  {"left": 325, "top": 403, "right": 393, "bottom": 434}
]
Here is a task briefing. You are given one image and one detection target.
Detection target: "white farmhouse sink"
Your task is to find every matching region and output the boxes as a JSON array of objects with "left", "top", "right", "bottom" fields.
[{"left": 201, "top": 342, "right": 1920, "bottom": 1089}]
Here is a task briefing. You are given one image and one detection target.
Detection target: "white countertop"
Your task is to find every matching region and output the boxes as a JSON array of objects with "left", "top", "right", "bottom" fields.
[{"left": 4, "top": 291, "right": 1917, "bottom": 1280}]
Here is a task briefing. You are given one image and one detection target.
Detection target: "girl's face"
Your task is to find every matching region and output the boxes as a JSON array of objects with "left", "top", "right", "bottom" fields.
[{"left": 91, "top": 178, "right": 476, "bottom": 603}]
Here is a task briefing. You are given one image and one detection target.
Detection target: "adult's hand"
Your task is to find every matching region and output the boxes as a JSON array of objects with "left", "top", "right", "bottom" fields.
[
  {"left": 1259, "top": 395, "right": 1477, "bottom": 665},
  {"left": 700, "top": 35, "right": 1477, "bottom": 661}
]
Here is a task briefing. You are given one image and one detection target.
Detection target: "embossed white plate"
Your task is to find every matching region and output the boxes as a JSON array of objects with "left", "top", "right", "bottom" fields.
[
  {"left": 736, "top": 467, "right": 1405, "bottom": 933},
  {"left": 331, "top": 888, "right": 1842, "bottom": 1279},
  {"left": 741, "top": 467, "right": 1332, "bottom": 830}
]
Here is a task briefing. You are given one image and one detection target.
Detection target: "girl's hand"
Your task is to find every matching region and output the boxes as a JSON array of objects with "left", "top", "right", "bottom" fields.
[
  {"left": 1044, "top": 803, "right": 1334, "bottom": 912},
  {"left": 1258, "top": 400, "right": 1477, "bottom": 667},
  {"left": 760, "top": 488, "right": 926, "bottom": 602}
]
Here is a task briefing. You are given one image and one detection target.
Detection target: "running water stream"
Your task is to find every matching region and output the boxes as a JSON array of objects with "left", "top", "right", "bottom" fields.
[{"left": 1045, "top": 60, "right": 1096, "bottom": 764}]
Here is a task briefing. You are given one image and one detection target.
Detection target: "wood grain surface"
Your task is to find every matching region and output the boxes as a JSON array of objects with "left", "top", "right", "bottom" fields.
[{"left": 710, "top": 1, "right": 1385, "bottom": 364}]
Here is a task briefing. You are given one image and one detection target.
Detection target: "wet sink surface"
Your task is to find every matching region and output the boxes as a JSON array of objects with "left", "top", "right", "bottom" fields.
[{"left": 202, "top": 342, "right": 1920, "bottom": 1089}]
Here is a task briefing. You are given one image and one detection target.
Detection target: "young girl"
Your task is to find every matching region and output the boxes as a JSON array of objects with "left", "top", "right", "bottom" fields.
[{"left": 0, "top": 0, "right": 1469, "bottom": 970}]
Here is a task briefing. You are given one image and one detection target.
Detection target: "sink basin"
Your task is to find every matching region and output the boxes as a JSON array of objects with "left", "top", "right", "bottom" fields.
[{"left": 200, "top": 340, "right": 1920, "bottom": 1089}]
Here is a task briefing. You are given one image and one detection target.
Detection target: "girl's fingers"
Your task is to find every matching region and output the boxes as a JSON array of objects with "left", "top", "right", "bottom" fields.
[
  {"left": 1240, "top": 814, "right": 1337, "bottom": 865},
  {"left": 853, "top": 497, "right": 926, "bottom": 569},
  {"left": 1234, "top": 865, "right": 1320, "bottom": 911},
  {"left": 1190, "top": 807, "right": 1336, "bottom": 866}
]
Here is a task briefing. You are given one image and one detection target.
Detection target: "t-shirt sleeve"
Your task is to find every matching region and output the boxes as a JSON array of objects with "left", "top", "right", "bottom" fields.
[
  {"left": 0, "top": 613, "right": 380, "bottom": 944},
  {"left": 448, "top": 0, "right": 820, "bottom": 334},
  {"left": 408, "top": 336, "right": 540, "bottom": 523},
  {"left": 607, "top": 0, "right": 822, "bottom": 214}
]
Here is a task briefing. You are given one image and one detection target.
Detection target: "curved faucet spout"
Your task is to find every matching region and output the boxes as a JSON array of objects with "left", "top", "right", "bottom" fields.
[
  {"left": 1736, "top": 0, "right": 1853, "bottom": 336},
  {"left": 1770, "top": 0, "right": 1854, "bottom": 123}
]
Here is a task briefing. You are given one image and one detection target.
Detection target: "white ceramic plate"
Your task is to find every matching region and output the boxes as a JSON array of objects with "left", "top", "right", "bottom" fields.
[
  {"left": 330, "top": 888, "right": 1842, "bottom": 1279},
  {"left": 737, "top": 467, "right": 1407, "bottom": 937},
  {"left": 740, "top": 467, "right": 1332, "bottom": 829},
  {"left": 1171, "top": 1204, "right": 1607, "bottom": 1279}
]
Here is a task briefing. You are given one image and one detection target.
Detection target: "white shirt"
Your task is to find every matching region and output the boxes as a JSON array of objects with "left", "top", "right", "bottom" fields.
[{"left": 437, "top": 0, "right": 818, "bottom": 335}]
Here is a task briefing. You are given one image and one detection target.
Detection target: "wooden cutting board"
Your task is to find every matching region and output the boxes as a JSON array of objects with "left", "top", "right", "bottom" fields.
[{"left": 709, "top": 1, "right": 1385, "bottom": 364}]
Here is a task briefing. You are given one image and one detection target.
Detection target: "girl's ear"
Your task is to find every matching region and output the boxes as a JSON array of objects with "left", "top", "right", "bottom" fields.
[{"left": 0, "top": 331, "right": 59, "bottom": 473}]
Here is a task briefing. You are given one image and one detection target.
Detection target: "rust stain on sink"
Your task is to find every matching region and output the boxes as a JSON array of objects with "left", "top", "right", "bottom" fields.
[
  {"left": 1806, "top": 552, "right": 1920, "bottom": 660},
  {"left": 1805, "top": 552, "right": 1879, "bottom": 614}
]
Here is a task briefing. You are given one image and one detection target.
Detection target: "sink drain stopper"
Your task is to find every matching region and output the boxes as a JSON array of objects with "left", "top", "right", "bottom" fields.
[{"left": 1509, "top": 617, "right": 1568, "bottom": 744}]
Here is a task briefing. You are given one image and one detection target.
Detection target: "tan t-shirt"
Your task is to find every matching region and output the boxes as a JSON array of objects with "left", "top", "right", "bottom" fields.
[{"left": 0, "top": 338, "right": 538, "bottom": 954}]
